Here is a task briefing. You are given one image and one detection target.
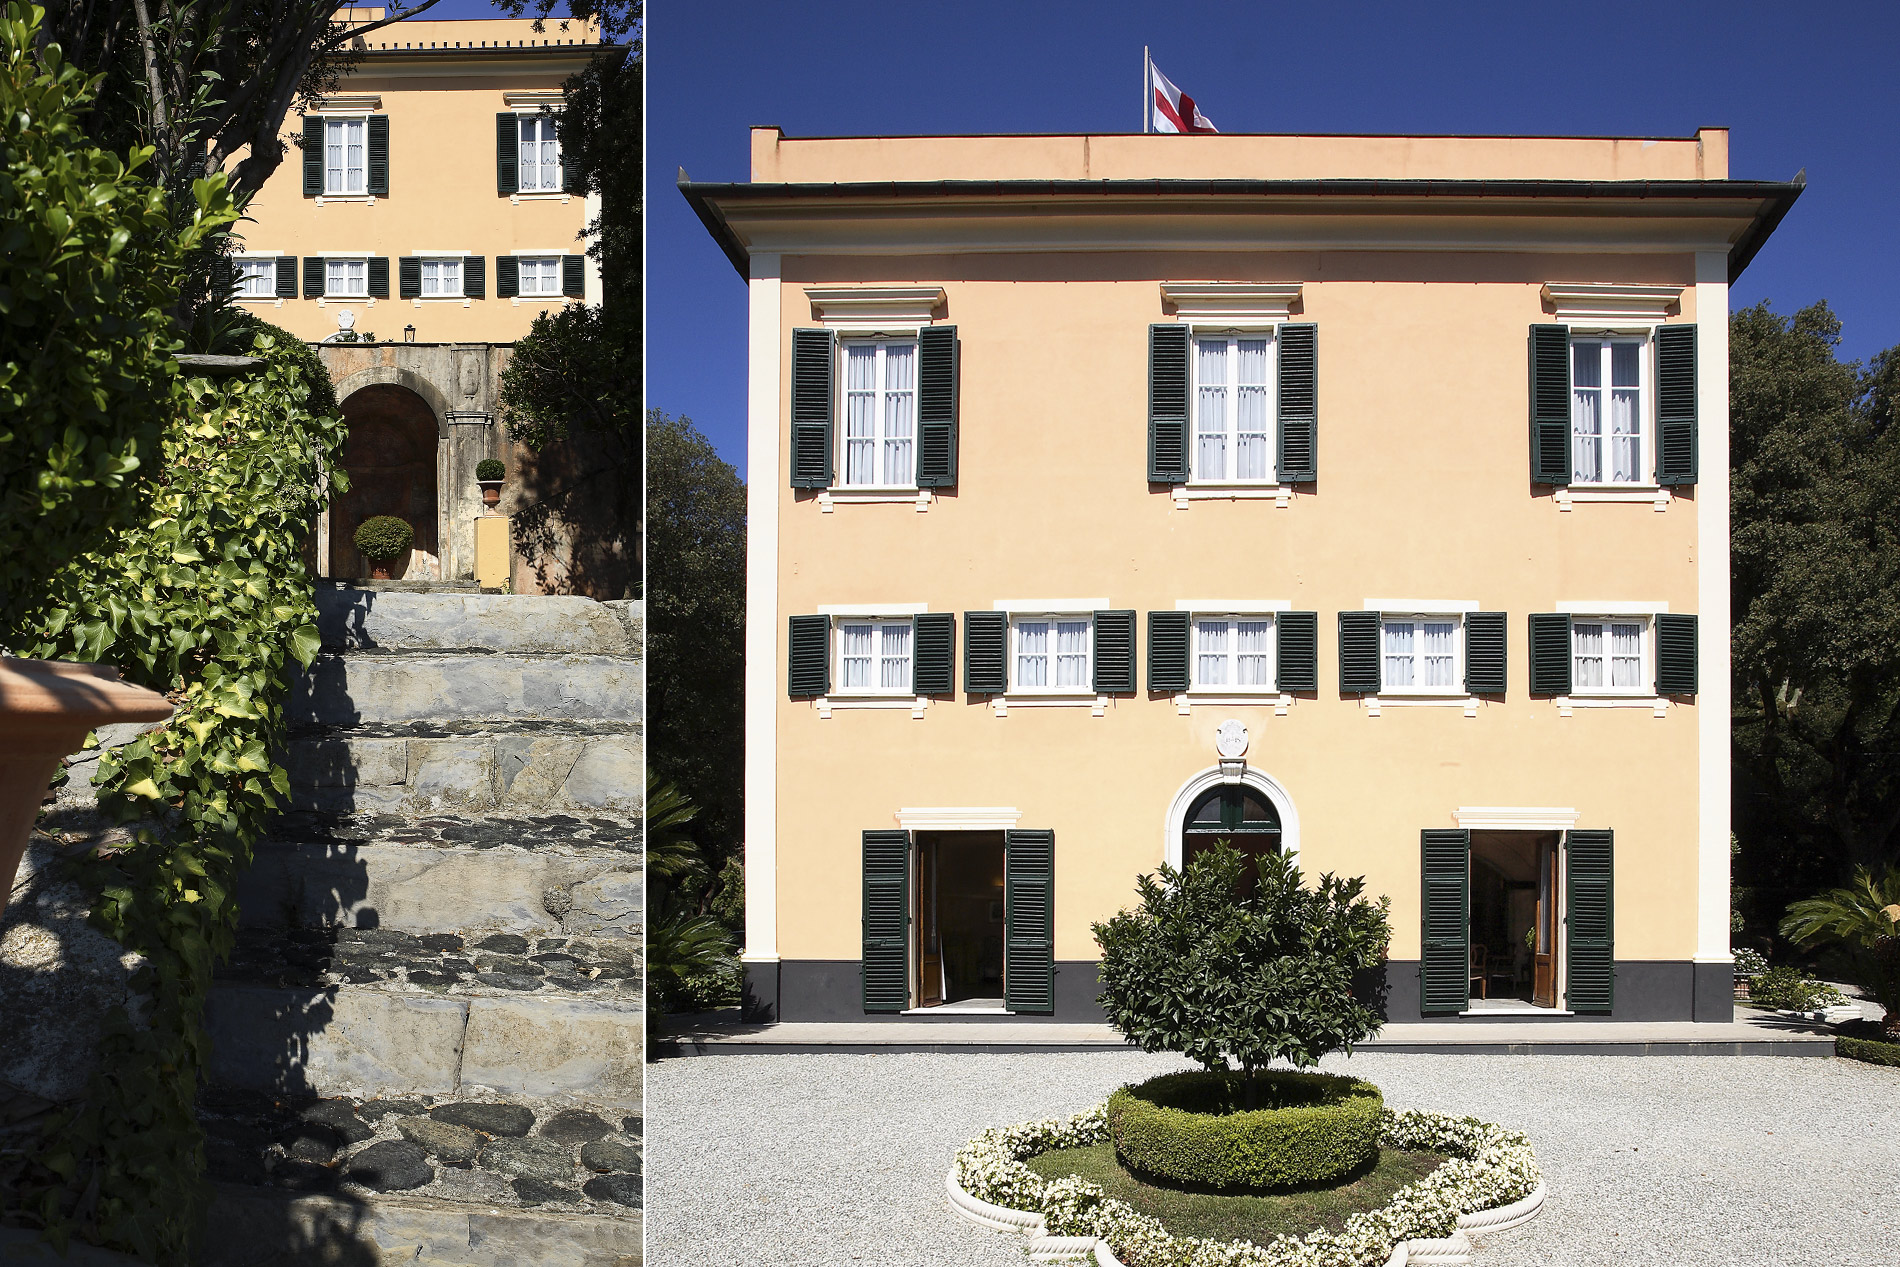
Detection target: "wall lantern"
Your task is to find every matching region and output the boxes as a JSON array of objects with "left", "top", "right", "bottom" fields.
[{"left": 403, "top": 324, "right": 416, "bottom": 343}]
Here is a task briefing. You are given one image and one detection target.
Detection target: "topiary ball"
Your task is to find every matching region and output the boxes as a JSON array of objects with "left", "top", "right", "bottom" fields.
[
  {"left": 353, "top": 515, "right": 414, "bottom": 562},
  {"left": 475, "top": 458, "right": 506, "bottom": 482},
  {"left": 1107, "top": 1069, "right": 1383, "bottom": 1191}
]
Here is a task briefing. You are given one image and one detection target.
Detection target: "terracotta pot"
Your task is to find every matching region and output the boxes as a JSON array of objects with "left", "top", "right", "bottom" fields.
[
  {"left": 478, "top": 480, "right": 503, "bottom": 509},
  {"left": 370, "top": 561, "right": 393, "bottom": 580},
  {"left": 1, "top": 657, "right": 172, "bottom": 916}
]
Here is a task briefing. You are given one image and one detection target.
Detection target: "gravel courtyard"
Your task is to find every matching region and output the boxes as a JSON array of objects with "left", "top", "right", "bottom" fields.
[{"left": 646, "top": 1048, "right": 1900, "bottom": 1267}]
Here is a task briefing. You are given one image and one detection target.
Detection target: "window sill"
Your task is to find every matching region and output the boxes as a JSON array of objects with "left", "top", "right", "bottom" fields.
[
  {"left": 511, "top": 294, "right": 572, "bottom": 306},
  {"left": 1557, "top": 695, "right": 1669, "bottom": 718},
  {"left": 814, "top": 695, "right": 927, "bottom": 720},
  {"left": 1177, "top": 692, "right": 1291, "bottom": 717},
  {"left": 510, "top": 191, "right": 573, "bottom": 204},
  {"left": 1555, "top": 485, "right": 1671, "bottom": 512},
  {"left": 1171, "top": 482, "right": 1291, "bottom": 510},
  {"left": 412, "top": 297, "right": 473, "bottom": 307},
  {"left": 236, "top": 297, "right": 286, "bottom": 308},
  {"left": 314, "top": 194, "right": 376, "bottom": 207},
  {"left": 1363, "top": 694, "right": 1483, "bottom": 718},
  {"left": 315, "top": 297, "right": 376, "bottom": 307},
  {"left": 993, "top": 693, "right": 1108, "bottom": 717},
  {"left": 818, "top": 488, "right": 932, "bottom": 513}
]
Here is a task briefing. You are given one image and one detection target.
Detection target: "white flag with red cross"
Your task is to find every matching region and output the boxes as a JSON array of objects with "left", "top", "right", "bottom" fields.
[{"left": 1149, "top": 61, "right": 1218, "bottom": 134}]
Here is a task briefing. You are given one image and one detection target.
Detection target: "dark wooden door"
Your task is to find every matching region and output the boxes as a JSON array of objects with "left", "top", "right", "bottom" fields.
[
  {"left": 917, "top": 836, "right": 943, "bottom": 1008},
  {"left": 1533, "top": 837, "right": 1557, "bottom": 1007}
]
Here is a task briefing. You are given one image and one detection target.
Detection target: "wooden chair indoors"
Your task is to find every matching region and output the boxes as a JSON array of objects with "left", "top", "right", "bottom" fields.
[{"left": 1469, "top": 943, "right": 1488, "bottom": 1000}]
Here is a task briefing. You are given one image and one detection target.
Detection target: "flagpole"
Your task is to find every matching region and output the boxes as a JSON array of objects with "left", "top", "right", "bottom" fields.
[{"left": 1142, "top": 46, "right": 1151, "bottom": 133}]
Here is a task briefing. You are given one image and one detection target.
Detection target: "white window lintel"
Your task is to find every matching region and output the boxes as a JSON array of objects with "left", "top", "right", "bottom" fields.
[
  {"left": 1555, "top": 601, "right": 1668, "bottom": 615},
  {"left": 1161, "top": 281, "right": 1303, "bottom": 321},
  {"left": 896, "top": 807, "right": 1022, "bottom": 831},
  {"left": 993, "top": 599, "right": 1108, "bottom": 614},
  {"left": 1541, "top": 283, "right": 1683, "bottom": 325},
  {"left": 1364, "top": 599, "right": 1480, "bottom": 614},
  {"left": 1175, "top": 599, "right": 1292, "bottom": 613},
  {"left": 1455, "top": 806, "right": 1583, "bottom": 831},
  {"left": 411, "top": 249, "right": 471, "bottom": 257},
  {"left": 805, "top": 286, "right": 944, "bottom": 327},
  {"left": 502, "top": 90, "right": 563, "bottom": 110},
  {"left": 310, "top": 95, "right": 381, "bottom": 114},
  {"left": 815, "top": 603, "right": 928, "bottom": 617}
]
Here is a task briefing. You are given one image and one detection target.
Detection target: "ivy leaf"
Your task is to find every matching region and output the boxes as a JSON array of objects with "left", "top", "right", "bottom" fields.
[
  {"left": 289, "top": 624, "right": 321, "bottom": 668},
  {"left": 123, "top": 778, "right": 162, "bottom": 800}
]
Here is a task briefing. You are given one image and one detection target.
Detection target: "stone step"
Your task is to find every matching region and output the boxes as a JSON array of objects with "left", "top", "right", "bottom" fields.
[
  {"left": 290, "top": 651, "right": 641, "bottom": 726},
  {"left": 237, "top": 813, "right": 641, "bottom": 936},
  {"left": 217, "top": 925, "right": 641, "bottom": 998},
  {"left": 282, "top": 726, "right": 641, "bottom": 815},
  {"left": 204, "top": 982, "right": 643, "bottom": 1102},
  {"left": 315, "top": 582, "right": 640, "bottom": 656}
]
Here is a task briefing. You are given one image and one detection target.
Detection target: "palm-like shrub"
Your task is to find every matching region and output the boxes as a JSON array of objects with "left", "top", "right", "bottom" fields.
[
  {"left": 352, "top": 515, "right": 412, "bottom": 563},
  {"left": 645, "top": 773, "right": 741, "bottom": 1013},
  {"left": 1780, "top": 867, "right": 1900, "bottom": 1035}
]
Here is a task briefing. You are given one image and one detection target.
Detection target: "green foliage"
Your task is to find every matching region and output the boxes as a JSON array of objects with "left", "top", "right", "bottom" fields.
[
  {"left": 1779, "top": 867, "right": 1900, "bottom": 1027},
  {"left": 1094, "top": 844, "right": 1391, "bottom": 1075},
  {"left": 1733, "top": 946, "right": 1769, "bottom": 978},
  {"left": 476, "top": 458, "right": 507, "bottom": 482},
  {"left": 1107, "top": 1071, "right": 1384, "bottom": 1192},
  {"left": 643, "top": 775, "right": 740, "bottom": 1014},
  {"left": 0, "top": 6, "right": 238, "bottom": 630},
  {"left": 3, "top": 322, "right": 345, "bottom": 1263},
  {"left": 1731, "top": 302, "right": 1900, "bottom": 902},
  {"left": 1838, "top": 1034, "right": 1900, "bottom": 1067},
  {"left": 1746, "top": 965, "right": 1847, "bottom": 1012},
  {"left": 710, "top": 856, "right": 744, "bottom": 934},
  {"left": 352, "top": 515, "right": 413, "bottom": 562}
]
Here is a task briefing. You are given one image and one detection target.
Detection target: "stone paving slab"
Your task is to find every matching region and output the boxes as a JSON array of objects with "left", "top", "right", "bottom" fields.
[
  {"left": 218, "top": 926, "right": 641, "bottom": 994},
  {"left": 314, "top": 585, "right": 640, "bottom": 656},
  {"left": 290, "top": 653, "right": 641, "bottom": 726}
]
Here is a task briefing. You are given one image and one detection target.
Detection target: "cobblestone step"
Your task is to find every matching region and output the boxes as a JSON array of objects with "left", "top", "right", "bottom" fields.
[
  {"left": 290, "top": 652, "right": 641, "bottom": 727},
  {"left": 315, "top": 583, "right": 641, "bottom": 657},
  {"left": 283, "top": 727, "right": 641, "bottom": 815},
  {"left": 217, "top": 926, "right": 641, "bottom": 998}
]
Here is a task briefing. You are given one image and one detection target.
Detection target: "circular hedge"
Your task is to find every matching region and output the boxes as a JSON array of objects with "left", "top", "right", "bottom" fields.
[
  {"left": 1106, "top": 1070, "right": 1383, "bottom": 1191},
  {"left": 475, "top": 458, "right": 506, "bottom": 481},
  {"left": 353, "top": 515, "right": 414, "bottom": 562}
]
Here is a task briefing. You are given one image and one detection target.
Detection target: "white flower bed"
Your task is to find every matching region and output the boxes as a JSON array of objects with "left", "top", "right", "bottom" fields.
[{"left": 951, "top": 1102, "right": 1541, "bottom": 1267}]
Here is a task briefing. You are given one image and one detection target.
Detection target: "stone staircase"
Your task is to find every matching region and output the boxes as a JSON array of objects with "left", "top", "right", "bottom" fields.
[{"left": 199, "top": 583, "right": 644, "bottom": 1265}]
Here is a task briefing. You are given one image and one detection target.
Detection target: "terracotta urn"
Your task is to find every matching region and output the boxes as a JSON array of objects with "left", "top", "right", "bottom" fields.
[
  {"left": 1, "top": 657, "right": 173, "bottom": 916},
  {"left": 369, "top": 561, "right": 394, "bottom": 581},
  {"left": 478, "top": 480, "right": 503, "bottom": 510}
]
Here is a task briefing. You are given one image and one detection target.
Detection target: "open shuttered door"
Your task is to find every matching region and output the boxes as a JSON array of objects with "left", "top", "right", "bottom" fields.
[
  {"left": 1529, "top": 324, "right": 1571, "bottom": 485},
  {"left": 912, "top": 613, "right": 955, "bottom": 695},
  {"left": 1004, "top": 829, "right": 1055, "bottom": 1014},
  {"left": 916, "top": 325, "right": 958, "bottom": 488},
  {"left": 862, "top": 830, "right": 911, "bottom": 1013},
  {"left": 790, "top": 328, "right": 835, "bottom": 489},
  {"left": 1566, "top": 830, "right": 1614, "bottom": 1013},
  {"left": 1655, "top": 325, "right": 1698, "bottom": 485},
  {"left": 1420, "top": 829, "right": 1470, "bottom": 1016},
  {"left": 1276, "top": 324, "right": 1317, "bottom": 482},
  {"left": 1148, "top": 324, "right": 1189, "bottom": 483}
]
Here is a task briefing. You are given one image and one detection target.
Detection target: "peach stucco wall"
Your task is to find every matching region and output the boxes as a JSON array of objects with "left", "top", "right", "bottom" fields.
[{"left": 769, "top": 250, "right": 1706, "bottom": 965}]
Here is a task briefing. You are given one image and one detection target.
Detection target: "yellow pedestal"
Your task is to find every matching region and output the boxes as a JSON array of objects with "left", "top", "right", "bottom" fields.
[{"left": 475, "top": 515, "right": 510, "bottom": 591}]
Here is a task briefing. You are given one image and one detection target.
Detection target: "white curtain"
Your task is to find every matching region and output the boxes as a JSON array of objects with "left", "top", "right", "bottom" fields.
[
  {"left": 1236, "top": 339, "right": 1270, "bottom": 480},
  {"left": 1610, "top": 622, "right": 1642, "bottom": 688},
  {"left": 1196, "top": 620, "right": 1230, "bottom": 686},
  {"left": 1016, "top": 621, "right": 1048, "bottom": 688},
  {"left": 1610, "top": 341, "right": 1642, "bottom": 482},
  {"left": 1574, "top": 622, "right": 1604, "bottom": 690},
  {"left": 1055, "top": 619, "right": 1089, "bottom": 687},
  {"left": 344, "top": 119, "right": 364, "bottom": 194},
  {"left": 540, "top": 120, "right": 560, "bottom": 190},
  {"left": 1572, "top": 340, "right": 1603, "bottom": 483},
  {"left": 1196, "top": 338, "right": 1227, "bottom": 478},
  {"left": 326, "top": 122, "right": 344, "bottom": 191},
  {"left": 1237, "top": 620, "right": 1271, "bottom": 685},
  {"left": 841, "top": 624, "right": 872, "bottom": 690},
  {"left": 1423, "top": 621, "right": 1456, "bottom": 688},
  {"left": 1383, "top": 621, "right": 1414, "bottom": 688},
  {"left": 844, "top": 345, "right": 877, "bottom": 484},
  {"left": 882, "top": 342, "right": 915, "bottom": 485},
  {"left": 879, "top": 622, "right": 911, "bottom": 691}
]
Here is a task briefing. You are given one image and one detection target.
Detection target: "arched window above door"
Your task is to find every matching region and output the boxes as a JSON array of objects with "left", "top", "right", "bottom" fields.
[{"left": 1180, "top": 784, "right": 1282, "bottom": 883}]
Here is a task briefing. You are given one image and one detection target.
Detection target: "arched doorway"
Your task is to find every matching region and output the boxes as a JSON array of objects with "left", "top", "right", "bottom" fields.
[
  {"left": 330, "top": 384, "right": 441, "bottom": 580},
  {"left": 1162, "top": 767, "right": 1303, "bottom": 875},
  {"left": 1180, "top": 783, "right": 1283, "bottom": 882}
]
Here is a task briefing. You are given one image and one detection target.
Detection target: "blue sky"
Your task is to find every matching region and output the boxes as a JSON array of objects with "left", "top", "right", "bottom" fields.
[{"left": 640, "top": 0, "right": 1899, "bottom": 478}]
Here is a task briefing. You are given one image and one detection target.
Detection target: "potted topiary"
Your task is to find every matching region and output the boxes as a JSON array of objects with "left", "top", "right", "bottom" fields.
[
  {"left": 354, "top": 515, "right": 414, "bottom": 581},
  {"left": 475, "top": 458, "right": 506, "bottom": 509}
]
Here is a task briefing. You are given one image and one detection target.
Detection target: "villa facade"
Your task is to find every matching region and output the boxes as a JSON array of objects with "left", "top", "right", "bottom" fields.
[{"left": 683, "top": 128, "right": 1799, "bottom": 1024}]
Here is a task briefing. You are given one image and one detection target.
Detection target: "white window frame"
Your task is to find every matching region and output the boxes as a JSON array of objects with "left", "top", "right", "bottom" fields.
[
  {"left": 516, "top": 254, "right": 562, "bottom": 297},
  {"left": 1379, "top": 614, "right": 1465, "bottom": 697},
  {"left": 1189, "top": 613, "right": 1277, "bottom": 694},
  {"left": 1009, "top": 614, "right": 1094, "bottom": 696},
  {"left": 419, "top": 256, "right": 464, "bottom": 299},
  {"left": 324, "top": 256, "right": 369, "bottom": 299},
  {"left": 832, "top": 618, "right": 914, "bottom": 698},
  {"left": 1568, "top": 615, "right": 1652, "bottom": 698},
  {"left": 234, "top": 257, "right": 276, "bottom": 299},
  {"left": 837, "top": 335, "right": 919, "bottom": 491},
  {"left": 1569, "top": 332, "right": 1652, "bottom": 488},
  {"left": 516, "top": 112, "right": 563, "bottom": 194},
  {"left": 323, "top": 115, "right": 370, "bottom": 197},
  {"left": 1189, "top": 328, "right": 1279, "bottom": 486}
]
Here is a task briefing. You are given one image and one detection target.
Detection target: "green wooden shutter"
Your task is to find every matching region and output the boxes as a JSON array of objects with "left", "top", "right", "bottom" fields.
[
  {"left": 398, "top": 257, "right": 422, "bottom": 299},
  {"left": 367, "top": 257, "right": 389, "bottom": 299},
  {"left": 1527, "top": 613, "right": 1571, "bottom": 695},
  {"left": 789, "top": 328, "right": 835, "bottom": 489},
  {"left": 1148, "top": 324, "right": 1189, "bottom": 483},
  {"left": 1276, "top": 612, "right": 1318, "bottom": 692},
  {"left": 1464, "top": 611, "right": 1507, "bottom": 696},
  {"left": 916, "top": 325, "right": 958, "bottom": 488},
  {"left": 561, "top": 255, "right": 585, "bottom": 298},
  {"left": 1655, "top": 325, "right": 1698, "bottom": 485},
  {"left": 1566, "top": 829, "right": 1614, "bottom": 1013},
  {"left": 1420, "top": 829, "right": 1471, "bottom": 1015},
  {"left": 496, "top": 113, "right": 519, "bottom": 194},
  {"left": 496, "top": 256, "right": 519, "bottom": 298},
  {"left": 211, "top": 256, "right": 235, "bottom": 299},
  {"left": 964, "top": 611, "right": 1007, "bottom": 694},
  {"left": 302, "top": 256, "right": 325, "bottom": 298},
  {"left": 1338, "top": 611, "right": 1380, "bottom": 695},
  {"left": 862, "top": 829, "right": 911, "bottom": 1013},
  {"left": 1147, "top": 611, "right": 1189, "bottom": 693},
  {"left": 1654, "top": 613, "right": 1698, "bottom": 695},
  {"left": 559, "top": 114, "right": 584, "bottom": 193},
  {"left": 787, "top": 614, "right": 829, "bottom": 697},
  {"left": 302, "top": 117, "right": 324, "bottom": 196},
  {"left": 1004, "top": 829, "right": 1055, "bottom": 1014},
  {"left": 367, "top": 115, "right": 389, "bottom": 196},
  {"left": 1529, "top": 324, "right": 1572, "bottom": 485},
  {"left": 912, "top": 613, "right": 955, "bottom": 696},
  {"left": 1093, "top": 610, "right": 1136, "bottom": 694},
  {"left": 1277, "top": 323, "right": 1317, "bottom": 482},
  {"left": 275, "top": 257, "right": 298, "bottom": 298},
  {"left": 463, "top": 256, "right": 485, "bottom": 299}
]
